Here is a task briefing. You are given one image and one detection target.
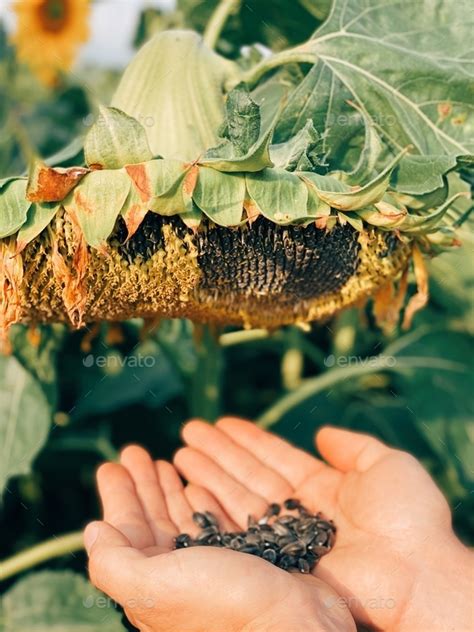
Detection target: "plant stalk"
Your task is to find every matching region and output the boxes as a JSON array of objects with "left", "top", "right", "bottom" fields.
[
  {"left": 203, "top": 0, "right": 241, "bottom": 50},
  {"left": 1, "top": 531, "right": 84, "bottom": 581},
  {"left": 257, "top": 355, "right": 465, "bottom": 429},
  {"left": 236, "top": 47, "right": 316, "bottom": 88},
  {"left": 189, "top": 324, "right": 223, "bottom": 421}
]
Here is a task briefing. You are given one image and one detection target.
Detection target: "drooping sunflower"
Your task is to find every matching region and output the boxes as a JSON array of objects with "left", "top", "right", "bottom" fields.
[
  {"left": 0, "top": 6, "right": 472, "bottom": 340},
  {"left": 11, "top": 0, "right": 90, "bottom": 86}
]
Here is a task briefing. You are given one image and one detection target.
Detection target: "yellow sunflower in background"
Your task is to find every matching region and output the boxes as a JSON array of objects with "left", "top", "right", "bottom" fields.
[{"left": 11, "top": 0, "right": 90, "bottom": 86}]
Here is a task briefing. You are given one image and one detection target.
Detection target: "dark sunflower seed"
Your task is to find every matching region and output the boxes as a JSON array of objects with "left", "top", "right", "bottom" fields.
[
  {"left": 278, "top": 554, "right": 297, "bottom": 570},
  {"left": 245, "top": 532, "right": 262, "bottom": 546},
  {"left": 283, "top": 498, "right": 301, "bottom": 510},
  {"left": 193, "top": 512, "right": 211, "bottom": 528},
  {"left": 262, "top": 548, "right": 278, "bottom": 563},
  {"left": 174, "top": 533, "right": 192, "bottom": 548},
  {"left": 280, "top": 541, "right": 306, "bottom": 556},
  {"left": 298, "top": 558, "right": 311, "bottom": 574},
  {"left": 203, "top": 511, "right": 218, "bottom": 527},
  {"left": 239, "top": 544, "right": 261, "bottom": 555},
  {"left": 272, "top": 523, "right": 292, "bottom": 537}
]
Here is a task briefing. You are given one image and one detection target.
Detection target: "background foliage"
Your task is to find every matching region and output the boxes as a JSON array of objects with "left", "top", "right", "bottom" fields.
[{"left": 0, "top": 2, "right": 472, "bottom": 630}]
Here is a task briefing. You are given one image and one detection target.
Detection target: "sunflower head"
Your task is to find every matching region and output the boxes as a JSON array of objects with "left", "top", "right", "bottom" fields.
[
  {"left": 11, "top": 0, "right": 90, "bottom": 86},
  {"left": 0, "top": 31, "right": 471, "bottom": 340}
]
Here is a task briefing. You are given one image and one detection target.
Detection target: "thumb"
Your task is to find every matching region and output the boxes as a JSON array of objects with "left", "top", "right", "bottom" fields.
[
  {"left": 316, "top": 426, "right": 390, "bottom": 472},
  {"left": 84, "top": 520, "right": 144, "bottom": 605}
]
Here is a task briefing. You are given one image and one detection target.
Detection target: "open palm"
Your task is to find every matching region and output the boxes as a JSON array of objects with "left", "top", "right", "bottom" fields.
[
  {"left": 175, "top": 419, "right": 460, "bottom": 631},
  {"left": 85, "top": 445, "right": 355, "bottom": 632}
]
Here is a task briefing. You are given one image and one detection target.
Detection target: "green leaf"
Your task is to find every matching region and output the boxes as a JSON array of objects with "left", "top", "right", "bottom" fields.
[
  {"left": 1, "top": 571, "right": 125, "bottom": 631},
  {"left": 246, "top": 169, "right": 309, "bottom": 223},
  {"left": 0, "top": 176, "right": 21, "bottom": 190},
  {"left": 180, "top": 202, "right": 203, "bottom": 230},
  {"left": 0, "top": 355, "right": 51, "bottom": 493},
  {"left": 0, "top": 179, "right": 31, "bottom": 238},
  {"left": 193, "top": 167, "right": 245, "bottom": 225},
  {"left": 16, "top": 203, "right": 59, "bottom": 252},
  {"left": 343, "top": 111, "right": 384, "bottom": 183},
  {"left": 306, "top": 0, "right": 473, "bottom": 156},
  {"left": 9, "top": 324, "right": 63, "bottom": 409},
  {"left": 397, "top": 192, "right": 468, "bottom": 234},
  {"left": 272, "top": 0, "right": 473, "bottom": 173},
  {"left": 300, "top": 172, "right": 349, "bottom": 195},
  {"left": 392, "top": 155, "right": 460, "bottom": 195},
  {"left": 270, "top": 120, "right": 321, "bottom": 171},
  {"left": 112, "top": 31, "right": 237, "bottom": 161},
  {"left": 64, "top": 170, "right": 131, "bottom": 249},
  {"left": 126, "top": 159, "right": 196, "bottom": 216},
  {"left": 201, "top": 95, "right": 279, "bottom": 172},
  {"left": 84, "top": 105, "right": 153, "bottom": 169},
  {"left": 221, "top": 83, "right": 260, "bottom": 156},
  {"left": 341, "top": 211, "right": 364, "bottom": 231},
  {"left": 300, "top": 150, "right": 407, "bottom": 211}
]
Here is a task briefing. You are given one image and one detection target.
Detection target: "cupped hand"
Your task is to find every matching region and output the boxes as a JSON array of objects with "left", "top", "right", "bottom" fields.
[
  {"left": 84, "top": 445, "right": 356, "bottom": 632},
  {"left": 175, "top": 418, "right": 473, "bottom": 631}
]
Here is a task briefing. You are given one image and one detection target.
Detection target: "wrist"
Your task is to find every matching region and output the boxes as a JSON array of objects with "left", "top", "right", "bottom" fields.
[{"left": 397, "top": 535, "right": 473, "bottom": 632}]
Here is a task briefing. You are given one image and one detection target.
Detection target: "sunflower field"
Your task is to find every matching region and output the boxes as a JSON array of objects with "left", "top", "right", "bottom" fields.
[{"left": 0, "top": 0, "right": 473, "bottom": 630}]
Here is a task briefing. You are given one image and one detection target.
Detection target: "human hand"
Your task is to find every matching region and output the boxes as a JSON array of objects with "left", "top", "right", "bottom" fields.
[
  {"left": 175, "top": 419, "right": 474, "bottom": 631},
  {"left": 84, "top": 446, "right": 356, "bottom": 632}
]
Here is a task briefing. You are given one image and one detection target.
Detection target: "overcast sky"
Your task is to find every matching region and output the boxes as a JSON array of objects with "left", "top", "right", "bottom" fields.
[{"left": 0, "top": 0, "right": 175, "bottom": 68}]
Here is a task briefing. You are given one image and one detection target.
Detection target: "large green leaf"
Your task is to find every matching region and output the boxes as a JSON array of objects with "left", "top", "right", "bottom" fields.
[
  {"left": 0, "top": 356, "right": 51, "bottom": 493},
  {"left": 0, "top": 179, "right": 31, "bottom": 238},
  {"left": 64, "top": 170, "right": 131, "bottom": 249},
  {"left": 0, "top": 571, "right": 125, "bottom": 632},
  {"left": 246, "top": 168, "right": 309, "bottom": 223},
  {"left": 112, "top": 30, "right": 237, "bottom": 161},
  {"left": 84, "top": 106, "right": 153, "bottom": 169},
  {"left": 193, "top": 167, "right": 245, "bottom": 225},
  {"left": 273, "top": 0, "right": 473, "bottom": 165}
]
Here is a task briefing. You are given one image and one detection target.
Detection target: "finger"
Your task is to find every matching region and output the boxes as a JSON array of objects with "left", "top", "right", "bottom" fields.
[
  {"left": 217, "top": 417, "right": 325, "bottom": 487},
  {"left": 96, "top": 462, "right": 155, "bottom": 550},
  {"left": 184, "top": 484, "right": 240, "bottom": 532},
  {"left": 155, "top": 460, "right": 197, "bottom": 536},
  {"left": 120, "top": 445, "right": 177, "bottom": 547},
  {"left": 316, "top": 427, "right": 391, "bottom": 473},
  {"left": 174, "top": 447, "right": 268, "bottom": 528},
  {"left": 182, "top": 420, "right": 294, "bottom": 502},
  {"left": 85, "top": 520, "right": 145, "bottom": 606}
]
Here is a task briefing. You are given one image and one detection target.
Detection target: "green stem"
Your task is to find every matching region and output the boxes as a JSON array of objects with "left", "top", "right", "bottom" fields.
[
  {"left": 256, "top": 356, "right": 465, "bottom": 429},
  {"left": 190, "top": 325, "right": 223, "bottom": 421},
  {"left": 219, "top": 328, "right": 271, "bottom": 347},
  {"left": 237, "top": 47, "right": 316, "bottom": 88},
  {"left": 203, "top": 0, "right": 241, "bottom": 50},
  {"left": 1, "top": 531, "right": 84, "bottom": 581}
]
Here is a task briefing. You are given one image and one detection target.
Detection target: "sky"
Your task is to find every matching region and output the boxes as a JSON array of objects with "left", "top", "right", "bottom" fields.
[{"left": 0, "top": 0, "right": 175, "bottom": 69}]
